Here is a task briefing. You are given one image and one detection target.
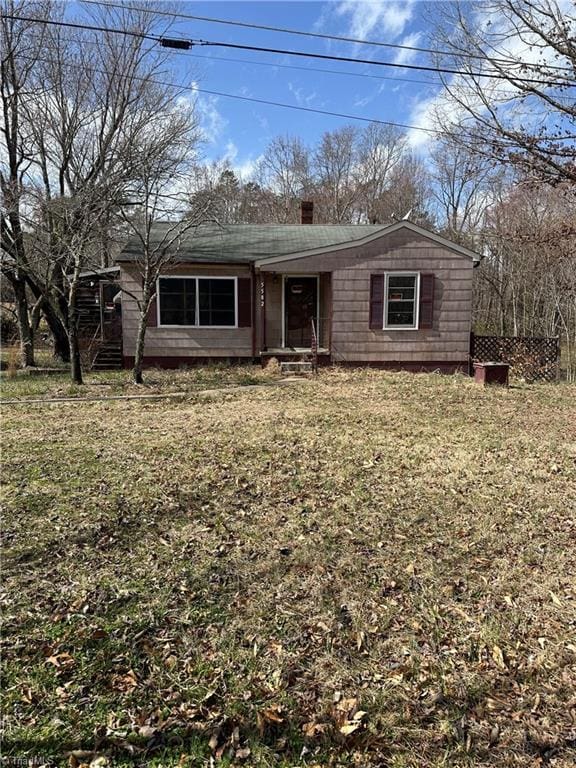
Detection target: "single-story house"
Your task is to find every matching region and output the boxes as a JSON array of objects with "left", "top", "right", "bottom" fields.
[{"left": 113, "top": 205, "right": 480, "bottom": 372}]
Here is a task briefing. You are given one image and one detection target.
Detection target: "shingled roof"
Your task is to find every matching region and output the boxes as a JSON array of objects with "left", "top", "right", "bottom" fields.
[{"left": 117, "top": 222, "right": 387, "bottom": 264}]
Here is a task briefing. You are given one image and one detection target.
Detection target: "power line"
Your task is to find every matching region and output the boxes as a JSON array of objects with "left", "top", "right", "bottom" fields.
[
  {"left": 3, "top": 13, "right": 573, "bottom": 88},
  {"left": 83, "top": 0, "right": 576, "bottom": 74},
  {"left": 20, "top": 52, "right": 440, "bottom": 134},
  {"left": 198, "top": 41, "right": 575, "bottom": 87},
  {"left": 28, "top": 30, "right": 576, "bottom": 106},
  {"left": 153, "top": 49, "right": 441, "bottom": 89},
  {"left": 1, "top": 12, "right": 154, "bottom": 40},
  {"left": 33, "top": 30, "right": 442, "bottom": 88}
]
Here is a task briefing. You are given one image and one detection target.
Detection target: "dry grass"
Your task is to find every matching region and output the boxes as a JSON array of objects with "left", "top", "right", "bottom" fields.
[
  {"left": 2, "top": 369, "right": 575, "bottom": 767},
  {"left": 0, "top": 364, "right": 275, "bottom": 401}
]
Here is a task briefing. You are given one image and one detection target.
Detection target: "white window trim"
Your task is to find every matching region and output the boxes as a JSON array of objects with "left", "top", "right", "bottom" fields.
[
  {"left": 156, "top": 275, "right": 239, "bottom": 329},
  {"left": 383, "top": 272, "right": 420, "bottom": 331}
]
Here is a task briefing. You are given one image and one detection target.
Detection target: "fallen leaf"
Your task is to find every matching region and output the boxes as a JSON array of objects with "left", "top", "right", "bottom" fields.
[
  {"left": 89, "top": 758, "right": 108, "bottom": 768},
  {"left": 492, "top": 645, "right": 507, "bottom": 669},
  {"left": 303, "top": 722, "right": 327, "bottom": 737},
  {"left": 46, "top": 652, "right": 75, "bottom": 669},
  {"left": 260, "top": 704, "right": 284, "bottom": 724},
  {"left": 112, "top": 669, "right": 138, "bottom": 692},
  {"left": 340, "top": 721, "right": 361, "bottom": 735},
  {"left": 549, "top": 591, "right": 562, "bottom": 607}
]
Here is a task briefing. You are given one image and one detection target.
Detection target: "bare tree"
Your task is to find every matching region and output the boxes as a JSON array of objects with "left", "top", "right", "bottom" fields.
[
  {"left": 356, "top": 124, "right": 407, "bottom": 224},
  {"left": 119, "top": 103, "right": 202, "bottom": 384},
  {"left": 256, "top": 135, "right": 311, "bottom": 222},
  {"left": 430, "top": 0, "right": 576, "bottom": 184},
  {"left": 313, "top": 125, "right": 359, "bottom": 223},
  {"left": 386, "top": 152, "right": 436, "bottom": 228},
  {"left": 429, "top": 139, "right": 498, "bottom": 244},
  {"left": 0, "top": 0, "right": 52, "bottom": 366},
  {"left": 475, "top": 178, "right": 576, "bottom": 378},
  {"left": 1, "top": 1, "right": 200, "bottom": 380}
]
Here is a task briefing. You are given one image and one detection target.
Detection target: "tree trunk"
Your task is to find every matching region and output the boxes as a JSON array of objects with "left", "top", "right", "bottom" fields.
[
  {"left": 67, "top": 285, "right": 83, "bottom": 385},
  {"left": 68, "top": 323, "right": 83, "bottom": 384},
  {"left": 24, "top": 274, "right": 71, "bottom": 362},
  {"left": 11, "top": 272, "right": 35, "bottom": 367},
  {"left": 132, "top": 308, "right": 148, "bottom": 385},
  {"left": 43, "top": 300, "right": 71, "bottom": 362}
]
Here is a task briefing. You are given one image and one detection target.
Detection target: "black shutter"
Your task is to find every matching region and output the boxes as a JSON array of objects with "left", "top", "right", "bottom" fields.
[
  {"left": 419, "top": 274, "right": 435, "bottom": 329},
  {"left": 237, "top": 277, "right": 252, "bottom": 327},
  {"left": 369, "top": 274, "right": 384, "bottom": 330}
]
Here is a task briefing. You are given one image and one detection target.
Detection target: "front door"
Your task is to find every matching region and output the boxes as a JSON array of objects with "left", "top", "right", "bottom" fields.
[{"left": 284, "top": 276, "right": 318, "bottom": 348}]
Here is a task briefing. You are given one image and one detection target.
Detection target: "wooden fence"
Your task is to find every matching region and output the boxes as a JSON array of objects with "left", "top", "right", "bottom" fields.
[{"left": 470, "top": 334, "right": 560, "bottom": 382}]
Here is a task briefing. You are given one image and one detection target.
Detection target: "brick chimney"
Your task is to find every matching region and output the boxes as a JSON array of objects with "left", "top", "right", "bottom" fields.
[{"left": 300, "top": 200, "right": 314, "bottom": 225}]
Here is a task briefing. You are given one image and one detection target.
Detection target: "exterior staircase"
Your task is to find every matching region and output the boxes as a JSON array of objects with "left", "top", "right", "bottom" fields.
[{"left": 91, "top": 340, "right": 123, "bottom": 371}]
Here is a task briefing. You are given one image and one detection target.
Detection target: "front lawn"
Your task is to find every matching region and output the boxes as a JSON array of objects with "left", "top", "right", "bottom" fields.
[
  {"left": 2, "top": 370, "right": 575, "bottom": 767},
  {"left": 0, "top": 364, "right": 273, "bottom": 401}
]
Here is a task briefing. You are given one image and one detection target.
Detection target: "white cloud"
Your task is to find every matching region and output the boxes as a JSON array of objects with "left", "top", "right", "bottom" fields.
[
  {"left": 393, "top": 31, "right": 422, "bottom": 67},
  {"left": 288, "top": 82, "right": 318, "bottom": 107},
  {"left": 405, "top": 2, "right": 575, "bottom": 151},
  {"left": 336, "top": 0, "right": 415, "bottom": 40},
  {"left": 222, "top": 140, "right": 261, "bottom": 181},
  {"left": 189, "top": 81, "right": 227, "bottom": 144},
  {"left": 406, "top": 91, "right": 445, "bottom": 149}
]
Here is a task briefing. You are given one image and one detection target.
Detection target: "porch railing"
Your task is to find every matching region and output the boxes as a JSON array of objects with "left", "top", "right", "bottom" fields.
[{"left": 310, "top": 318, "right": 319, "bottom": 374}]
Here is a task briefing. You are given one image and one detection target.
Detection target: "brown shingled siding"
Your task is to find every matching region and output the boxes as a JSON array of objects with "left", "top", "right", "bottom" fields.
[
  {"left": 259, "top": 231, "right": 473, "bottom": 364},
  {"left": 121, "top": 263, "right": 254, "bottom": 360}
]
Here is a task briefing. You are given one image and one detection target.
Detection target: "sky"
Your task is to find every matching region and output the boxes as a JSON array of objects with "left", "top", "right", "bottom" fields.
[
  {"left": 147, "top": 0, "right": 447, "bottom": 177},
  {"left": 62, "top": 0, "right": 571, "bottom": 182}
]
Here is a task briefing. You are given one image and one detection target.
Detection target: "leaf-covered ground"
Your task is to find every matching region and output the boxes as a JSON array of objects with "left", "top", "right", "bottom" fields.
[
  {"left": 2, "top": 369, "right": 575, "bottom": 767},
  {"left": 0, "top": 364, "right": 273, "bottom": 401}
]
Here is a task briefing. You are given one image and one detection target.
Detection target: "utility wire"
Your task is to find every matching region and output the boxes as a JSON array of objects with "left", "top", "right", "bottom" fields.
[
  {"left": 198, "top": 40, "right": 575, "bottom": 87},
  {"left": 18, "top": 52, "right": 441, "bottom": 133},
  {"left": 26, "top": 30, "right": 443, "bottom": 88},
  {"left": 83, "top": 0, "right": 576, "bottom": 74},
  {"left": 3, "top": 13, "right": 573, "bottom": 87},
  {"left": 28, "top": 30, "right": 576, "bottom": 106},
  {"left": 26, "top": 51, "right": 576, "bottom": 138},
  {"left": 1, "top": 12, "right": 153, "bottom": 40}
]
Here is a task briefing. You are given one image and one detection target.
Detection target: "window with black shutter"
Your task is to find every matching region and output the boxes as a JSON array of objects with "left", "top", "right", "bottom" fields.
[{"left": 384, "top": 274, "right": 419, "bottom": 329}]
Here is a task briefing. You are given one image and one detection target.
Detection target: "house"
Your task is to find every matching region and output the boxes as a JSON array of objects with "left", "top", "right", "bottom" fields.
[{"left": 114, "top": 204, "right": 480, "bottom": 372}]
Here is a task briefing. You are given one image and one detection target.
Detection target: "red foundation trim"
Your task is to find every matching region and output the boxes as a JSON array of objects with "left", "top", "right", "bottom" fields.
[
  {"left": 123, "top": 355, "right": 467, "bottom": 374},
  {"left": 336, "top": 360, "right": 469, "bottom": 374},
  {"left": 123, "top": 356, "right": 255, "bottom": 369}
]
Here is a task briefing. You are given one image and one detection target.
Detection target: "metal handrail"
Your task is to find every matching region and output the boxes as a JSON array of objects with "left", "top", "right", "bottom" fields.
[
  {"left": 310, "top": 318, "right": 319, "bottom": 374},
  {"left": 83, "top": 322, "right": 102, "bottom": 368}
]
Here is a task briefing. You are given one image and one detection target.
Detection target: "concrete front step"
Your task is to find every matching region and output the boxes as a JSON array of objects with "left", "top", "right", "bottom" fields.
[{"left": 280, "top": 361, "right": 314, "bottom": 374}]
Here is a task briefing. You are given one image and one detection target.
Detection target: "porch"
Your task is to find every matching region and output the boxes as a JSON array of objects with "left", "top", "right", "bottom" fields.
[{"left": 257, "top": 271, "right": 332, "bottom": 356}]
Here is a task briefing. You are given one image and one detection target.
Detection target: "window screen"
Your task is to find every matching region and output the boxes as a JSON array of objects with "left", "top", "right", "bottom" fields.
[
  {"left": 158, "top": 277, "right": 236, "bottom": 326},
  {"left": 386, "top": 275, "right": 417, "bottom": 328},
  {"left": 198, "top": 279, "right": 236, "bottom": 327},
  {"left": 158, "top": 278, "right": 196, "bottom": 326}
]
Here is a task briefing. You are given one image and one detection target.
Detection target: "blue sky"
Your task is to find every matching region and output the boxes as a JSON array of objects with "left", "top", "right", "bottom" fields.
[{"left": 159, "top": 1, "right": 441, "bottom": 176}]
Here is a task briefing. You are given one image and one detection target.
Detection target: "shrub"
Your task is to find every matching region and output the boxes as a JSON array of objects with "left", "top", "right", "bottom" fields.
[{"left": 0, "top": 310, "right": 18, "bottom": 344}]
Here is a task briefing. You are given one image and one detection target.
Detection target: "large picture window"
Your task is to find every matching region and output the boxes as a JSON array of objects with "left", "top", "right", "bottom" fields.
[
  {"left": 384, "top": 273, "right": 419, "bottom": 329},
  {"left": 158, "top": 277, "right": 237, "bottom": 327}
]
